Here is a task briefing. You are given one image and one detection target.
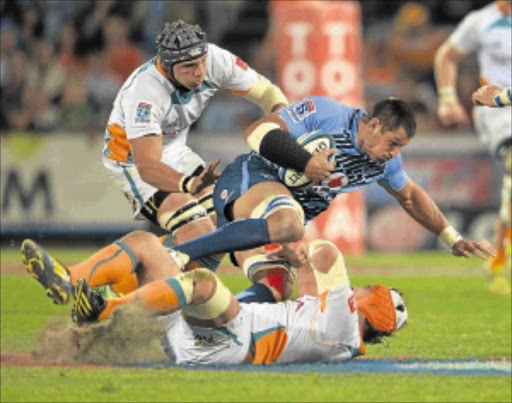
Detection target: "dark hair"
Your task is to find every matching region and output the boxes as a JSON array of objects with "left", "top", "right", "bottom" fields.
[{"left": 363, "top": 98, "right": 417, "bottom": 138}]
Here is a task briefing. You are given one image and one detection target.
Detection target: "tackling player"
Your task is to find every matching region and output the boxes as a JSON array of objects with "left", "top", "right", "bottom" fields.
[
  {"left": 20, "top": 235, "right": 407, "bottom": 366},
  {"left": 168, "top": 97, "right": 495, "bottom": 303},
  {"left": 434, "top": 0, "right": 511, "bottom": 295},
  {"left": 102, "top": 20, "right": 288, "bottom": 288}
]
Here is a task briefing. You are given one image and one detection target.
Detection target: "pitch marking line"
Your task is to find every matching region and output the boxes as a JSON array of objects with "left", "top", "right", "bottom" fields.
[{"left": 121, "top": 358, "right": 511, "bottom": 375}]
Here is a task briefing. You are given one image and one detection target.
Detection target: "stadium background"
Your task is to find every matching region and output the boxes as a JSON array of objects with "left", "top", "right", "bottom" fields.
[{"left": 0, "top": 0, "right": 505, "bottom": 255}]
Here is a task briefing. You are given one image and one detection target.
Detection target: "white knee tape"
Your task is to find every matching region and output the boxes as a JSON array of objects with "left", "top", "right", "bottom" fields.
[
  {"left": 250, "top": 194, "right": 304, "bottom": 223},
  {"left": 158, "top": 200, "right": 208, "bottom": 234},
  {"left": 183, "top": 269, "right": 232, "bottom": 320},
  {"left": 242, "top": 253, "right": 295, "bottom": 283},
  {"left": 309, "top": 239, "right": 349, "bottom": 294},
  {"left": 500, "top": 174, "right": 511, "bottom": 223}
]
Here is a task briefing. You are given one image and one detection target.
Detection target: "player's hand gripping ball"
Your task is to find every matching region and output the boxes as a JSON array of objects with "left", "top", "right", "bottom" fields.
[{"left": 278, "top": 131, "right": 336, "bottom": 188}]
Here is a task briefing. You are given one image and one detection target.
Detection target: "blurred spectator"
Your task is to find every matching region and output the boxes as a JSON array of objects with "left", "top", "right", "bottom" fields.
[
  {"left": 18, "top": 2, "right": 44, "bottom": 53},
  {"left": 1, "top": 50, "right": 29, "bottom": 129},
  {"left": 58, "top": 73, "right": 96, "bottom": 133},
  {"left": 26, "top": 40, "right": 66, "bottom": 103},
  {"left": 85, "top": 52, "right": 122, "bottom": 125},
  {"left": 102, "top": 15, "right": 145, "bottom": 82},
  {"left": 388, "top": 2, "right": 449, "bottom": 85},
  {"left": 9, "top": 84, "right": 58, "bottom": 132},
  {"left": 0, "top": 21, "right": 18, "bottom": 88},
  {"left": 55, "top": 22, "right": 88, "bottom": 74}
]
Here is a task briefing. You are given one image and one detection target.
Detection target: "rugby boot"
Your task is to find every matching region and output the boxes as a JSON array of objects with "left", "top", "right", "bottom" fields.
[
  {"left": 72, "top": 279, "right": 107, "bottom": 325},
  {"left": 21, "top": 239, "right": 73, "bottom": 305}
]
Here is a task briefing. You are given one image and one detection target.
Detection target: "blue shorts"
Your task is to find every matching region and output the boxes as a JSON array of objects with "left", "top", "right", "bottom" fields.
[{"left": 213, "top": 153, "right": 279, "bottom": 227}]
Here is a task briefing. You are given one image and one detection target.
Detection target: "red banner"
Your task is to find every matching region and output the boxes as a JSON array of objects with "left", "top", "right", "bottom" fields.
[{"left": 271, "top": 1, "right": 366, "bottom": 254}]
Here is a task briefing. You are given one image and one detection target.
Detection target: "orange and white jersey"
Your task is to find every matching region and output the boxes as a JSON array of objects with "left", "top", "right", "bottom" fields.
[
  {"left": 449, "top": 2, "right": 511, "bottom": 88},
  {"left": 161, "top": 283, "right": 362, "bottom": 366},
  {"left": 103, "top": 43, "right": 258, "bottom": 165}
]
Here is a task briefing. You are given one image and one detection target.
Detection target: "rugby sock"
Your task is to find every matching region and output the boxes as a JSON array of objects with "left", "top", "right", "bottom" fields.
[
  {"left": 236, "top": 283, "right": 276, "bottom": 303},
  {"left": 160, "top": 235, "right": 222, "bottom": 272},
  {"left": 99, "top": 277, "right": 189, "bottom": 320},
  {"left": 68, "top": 241, "right": 137, "bottom": 288},
  {"left": 173, "top": 218, "right": 271, "bottom": 263}
]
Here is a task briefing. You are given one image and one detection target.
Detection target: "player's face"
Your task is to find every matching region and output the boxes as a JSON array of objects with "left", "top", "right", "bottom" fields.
[
  {"left": 363, "top": 121, "right": 410, "bottom": 163},
  {"left": 173, "top": 54, "right": 208, "bottom": 89}
]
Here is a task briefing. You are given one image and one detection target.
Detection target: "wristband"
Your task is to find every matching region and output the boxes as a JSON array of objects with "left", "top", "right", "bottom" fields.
[
  {"left": 178, "top": 174, "right": 195, "bottom": 193},
  {"left": 494, "top": 87, "right": 512, "bottom": 107},
  {"left": 439, "top": 225, "right": 463, "bottom": 248},
  {"left": 439, "top": 87, "right": 458, "bottom": 104},
  {"left": 246, "top": 122, "right": 281, "bottom": 152}
]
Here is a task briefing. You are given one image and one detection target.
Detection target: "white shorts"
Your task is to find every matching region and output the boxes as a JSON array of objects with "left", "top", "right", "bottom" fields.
[
  {"left": 161, "top": 283, "right": 360, "bottom": 366},
  {"left": 103, "top": 146, "right": 206, "bottom": 218},
  {"left": 473, "top": 106, "right": 511, "bottom": 157}
]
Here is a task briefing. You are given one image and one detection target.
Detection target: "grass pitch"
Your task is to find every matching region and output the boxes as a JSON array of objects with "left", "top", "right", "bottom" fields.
[{"left": 1, "top": 247, "right": 511, "bottom": 402}]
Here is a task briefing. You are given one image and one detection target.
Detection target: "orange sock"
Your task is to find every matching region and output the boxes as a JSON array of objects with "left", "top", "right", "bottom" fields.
[
  {"left": 98, "top": 277, "right": 189, "bottom": 320},
  {"left": 68, "top": 241, "right": 137, "bottom": 287}
]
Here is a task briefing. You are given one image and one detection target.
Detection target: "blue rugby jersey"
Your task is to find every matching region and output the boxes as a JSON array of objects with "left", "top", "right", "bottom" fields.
[{"left": 257, "top": 96, "right": 409, "bottom": 220}]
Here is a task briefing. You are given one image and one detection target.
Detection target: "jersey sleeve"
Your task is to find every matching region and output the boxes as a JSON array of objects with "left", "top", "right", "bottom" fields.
[
  {"left": 122, "top": 75, "right": 166, "bottom": 140},
  {"left": 207, "top": 43, "right": 258, "bottom": 91},
  {"left": 377, "top": 152, "right": 408, "bottom": 191},
  {"left": 278, "top": 97, "right": 347, "bottom": 140},
  {"left": 449, "top": 10, "right": 481, "bottom": 53}
]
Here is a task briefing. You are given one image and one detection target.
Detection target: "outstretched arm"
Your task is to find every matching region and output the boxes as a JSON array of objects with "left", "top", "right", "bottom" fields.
[{"left": 385, "top": 178, "right": 496, "bottom": 260}]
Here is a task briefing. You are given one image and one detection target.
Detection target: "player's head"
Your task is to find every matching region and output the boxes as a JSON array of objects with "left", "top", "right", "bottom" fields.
[
  {"left": 156, "top": 20, "right": 208, "bottom": 90},
  {"left": 359, "top": 98, "right": 416, "bottom": 163},
  {"left": 355, "top": 285, "right": 408, "bottom": 344}
]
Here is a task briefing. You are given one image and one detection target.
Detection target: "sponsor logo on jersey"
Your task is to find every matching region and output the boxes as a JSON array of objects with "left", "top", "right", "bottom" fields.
[
  {"left": 135, "top": 102, "right": 152, "bottom": 123},
  {"left": 288, "top": 99, "right": 316, "bottom": 122},
  {"left": 235, "top": 57, "right": 249, "bottom": 71}
]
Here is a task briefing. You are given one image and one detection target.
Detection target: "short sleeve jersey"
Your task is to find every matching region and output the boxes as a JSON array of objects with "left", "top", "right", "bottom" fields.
[
  {"left": 104, "top": 43, "right": 258, "bottom": 164},
  {"left": 449, "top": 2, "right": 512, "bottom": 87},
  {"left": 273, "top": 96, "right": 408, "bottom": 220}
]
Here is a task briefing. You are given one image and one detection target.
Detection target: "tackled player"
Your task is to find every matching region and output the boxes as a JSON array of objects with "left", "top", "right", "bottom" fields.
[{"left": 21, "top": 234, "right": 407, "bottom": 366}]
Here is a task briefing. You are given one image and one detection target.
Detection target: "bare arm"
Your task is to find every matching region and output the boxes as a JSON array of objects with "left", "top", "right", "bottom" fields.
[
  {"left": 385, "top": 178, "right": 495, "bottom": 260},
  {"left": 130, "top": 135, "right": 220, "bottom": 194},
  {"left": 434, "top": 41, "right": 471, "bottom": 127},
  {"left": 130, "top": 135, "right": 184, "bottom": 192}
]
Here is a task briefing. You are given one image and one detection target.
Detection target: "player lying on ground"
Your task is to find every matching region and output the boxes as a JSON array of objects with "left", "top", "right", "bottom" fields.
[
  {"left": 21, "top": 235, "right": 407, "bottom": 365},
  {"left": 167, "top": 97, "right": 495, "bottom": 303}
]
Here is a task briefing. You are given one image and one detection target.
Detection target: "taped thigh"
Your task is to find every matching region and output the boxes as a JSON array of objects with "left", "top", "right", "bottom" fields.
[
  {"left": 158, "top": 200, "right": 208, "bottom": 235},
  {"left": 250, "top": 194, "right": 304, "bottom": 223},
  {"left": 309, "top": 239, "right": 349, "bottom": 294},
  {"left": 197, "top": 190, "right": 215, "bottom": 218},
  {"left": 183, "top": 269, "right": 232, "bottom": 320}
]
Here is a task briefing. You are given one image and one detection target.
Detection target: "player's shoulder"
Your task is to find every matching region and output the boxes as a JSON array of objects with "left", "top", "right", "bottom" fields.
[
  {"left": 463, "top": 3, "right": 500, "bottom": 24},
  {"left": 122, "top": 58, "right": 171, "bottom": 98}
]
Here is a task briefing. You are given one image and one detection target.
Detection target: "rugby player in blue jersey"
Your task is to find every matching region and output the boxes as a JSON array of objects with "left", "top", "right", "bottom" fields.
[{"left": 172, "top": 96, "right": 495, "bottom": 303}]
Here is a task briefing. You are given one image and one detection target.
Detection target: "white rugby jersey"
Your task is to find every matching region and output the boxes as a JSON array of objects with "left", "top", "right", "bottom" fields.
[
  {"left": 450, "top": 2, "right": 512, "bottom": 87},
  {"left": 103, "top": 43, "right": 258, "bottom": 164}
]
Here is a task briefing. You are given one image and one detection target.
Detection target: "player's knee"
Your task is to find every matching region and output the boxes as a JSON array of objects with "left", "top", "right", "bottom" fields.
[
  {"left": 267, "top": 210, "right": 304, "bottom": 242},
  {"left": 183, "top": 268, "right": 233, "bottom": 320},
  {"left": 309, "top": 240, "right": 340, "bottom": 274},
  {"left": 120, "top": 231, "right": 161, "bottom": 258},
  {"left": 190, "top": 268, "right": 217, "bottom": 303},
  {"left": 250, "top": 194, "right": 304, "bottom": 242},
  {"left": 308, "top": 239, "right": 349, "bottom": 293}
]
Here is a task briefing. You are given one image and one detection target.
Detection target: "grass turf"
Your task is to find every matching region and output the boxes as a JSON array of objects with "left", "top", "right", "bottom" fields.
[{"left": 1, "top": 249, "right": 511, "bottom": 402}]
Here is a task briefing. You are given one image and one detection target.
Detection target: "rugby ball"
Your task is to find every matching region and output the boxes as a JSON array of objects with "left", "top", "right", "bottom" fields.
[{"left": 277, "top": 131, "right": 335, "bottom": 188}]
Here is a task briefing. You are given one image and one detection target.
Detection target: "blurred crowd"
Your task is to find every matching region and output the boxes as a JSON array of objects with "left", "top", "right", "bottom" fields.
[{"left": 0, "top": 0, "right": 489, "bottom": 136}]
